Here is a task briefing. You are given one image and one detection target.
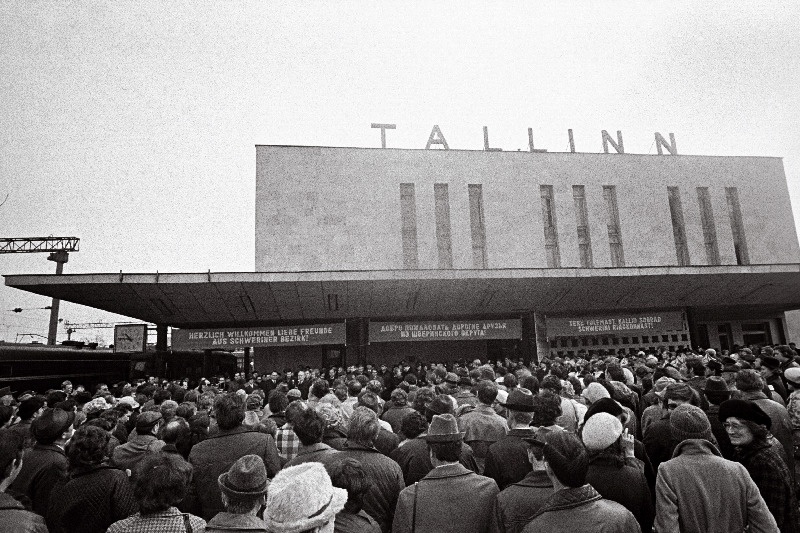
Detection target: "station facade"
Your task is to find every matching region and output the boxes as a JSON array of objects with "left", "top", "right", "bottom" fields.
[{"left": 6, "top": 142, "right": 800, "bottom": 373}]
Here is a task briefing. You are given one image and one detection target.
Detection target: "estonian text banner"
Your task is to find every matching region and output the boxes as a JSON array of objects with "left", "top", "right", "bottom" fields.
[
  {"left": 546, "top": 311, "right": 686, "bottom": 337},
  {"left": 171, "top": 323, "right": 346, "bottom": 350},
  {"left": 369, "top": 319, "right": 522, "bottom": 343}
]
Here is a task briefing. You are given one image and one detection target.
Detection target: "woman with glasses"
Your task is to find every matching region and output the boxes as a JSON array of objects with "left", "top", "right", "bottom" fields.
[{"left": 719, "top": 399, "right": 799, "bottom": 533}]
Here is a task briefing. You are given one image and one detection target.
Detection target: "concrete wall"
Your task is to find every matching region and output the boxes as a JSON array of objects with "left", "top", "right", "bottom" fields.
[{"left": 255, "top": 146, "right": 799, "bottom": 271}]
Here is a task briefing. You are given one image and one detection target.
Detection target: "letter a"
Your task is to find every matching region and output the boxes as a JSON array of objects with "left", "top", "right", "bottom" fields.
[{"left": 425, "top": 125, "right": 450, "bottom": 150}]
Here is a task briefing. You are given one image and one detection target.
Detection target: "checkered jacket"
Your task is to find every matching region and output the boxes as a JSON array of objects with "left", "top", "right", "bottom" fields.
[{"left": 275, "top": 424, "right": 300, "bottom": 462}]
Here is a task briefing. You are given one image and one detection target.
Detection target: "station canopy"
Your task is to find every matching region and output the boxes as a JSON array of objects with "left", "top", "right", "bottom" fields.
[{"left": 6, "top": 264, "right": 800, "bottom": 328}]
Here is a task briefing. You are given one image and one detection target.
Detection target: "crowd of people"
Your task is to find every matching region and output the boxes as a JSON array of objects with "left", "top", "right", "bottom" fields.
[{"left": 1, "top": 342, "right": 800, "bottom": 532}]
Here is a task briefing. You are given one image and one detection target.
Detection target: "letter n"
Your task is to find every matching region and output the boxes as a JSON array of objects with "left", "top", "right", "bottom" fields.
[
  {"left": 602, "top": 130, "right": 624, "bottom": 153},
  {"left": 655, "top": 132, "right": 678, "bottom": 155},
  {"left": 425, "top": 125, "right": 450, "bottom": 150}
]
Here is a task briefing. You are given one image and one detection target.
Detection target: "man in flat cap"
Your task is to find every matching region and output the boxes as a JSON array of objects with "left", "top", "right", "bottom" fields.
[
  {"left": 392, "top": 414, "right": 499, "bottom": 533},
  {"left": 111, "top": 409, "right": 165, "bottom": 472},
  {"left": 9, "top": 407, "right": 75, "bottom": 516}
]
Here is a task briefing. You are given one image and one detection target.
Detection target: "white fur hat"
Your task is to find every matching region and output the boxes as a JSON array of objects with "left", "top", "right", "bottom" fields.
[
  {"left": 581, "top": 412, "right": 623, "bottom": 452},
  {"left": 581, "top": 382, "right": 610, "bottom": 404},
  {"left": 264, "top": 462, "right": 347, "bottom": 533}
]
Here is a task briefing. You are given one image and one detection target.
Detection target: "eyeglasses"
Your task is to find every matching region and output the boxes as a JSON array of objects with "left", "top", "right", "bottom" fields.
[{"left": 723, "top": 422, "right": 747, "bottom": 432}]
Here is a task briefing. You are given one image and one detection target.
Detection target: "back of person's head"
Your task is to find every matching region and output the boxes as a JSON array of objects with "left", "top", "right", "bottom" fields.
[
  {"left": 66, "top": 425, "right": 108, "bottom": 470},
  {"left": 605, "top": 363, "right": 625, "bottom": 382},
  {"left": 476, "top": 380, "right": 498, "bottom": 405},
  {"left": 214, "top": 393, "right": 246, "bottom": 430},
  {"left": 18, "top": 396, "right": 45, "bottom": 420},
  {"left": 284, "top": 400, "right": 307, "bottom": 426},
  {"left": 520, "top": 375, "right": 539, "bottom": 394},
  {"left": 292, "top": 408, "right": 326, "bottom": 446},
  {"left": 540, "top": 375, "right": 562, "bottom": 393},
  {"left": 310, "top": 379, "right": 330, "bottom": 400},
  {"left": 0, "top": 429, "right": 25, "bottom": 483},
  {"left": 133, "top": 452, "right": 193, "bottom": 514},
  {"left": 334, "top": 383, "right": 348, "bottom": 402},
  {"left": 46, "top": 390, "right": 67, "bottom": 408},
  {"left": 346, "top": 379, "right": 363, "bottom": 398},
  {"left": 356, "top": 391, "right": 381, "bottom": 415},
  {"left": 153, "top": 389, "right": 171, "bottom": 405},
  {"left": 176, "top": 402, "right": 196, "bottom": 420},
  {"left": 400, "top": 411, "right": 427, "bottom": 440},
  {"left": 503, "top": 373, "right": 518, "bottom": 390},
  {"left": 268, "top": 391, "right": 289, "bottom": 414},
  {"left": 348, "top": 406, "right": 380, "bottom": 446},
  {"left": 197, "top": 391, "right": 215, "bottom": 412},
  {"left": 532, "top": 390, "right": 562, "bottom": 426},
  {"left": 328, "top": 457, "right": 371, "bottom": 514},
  {"left": 245, "top": 394, "right": 262, "bottom": 412},
  {"left": 542, "top": 431, "right": 588, "bottom": 488},
  {"left": 736, "top": 369, "right": 764, "bottom": 392},
  {"left": 160, "top": 400, "right": 179, "bottom": 421},
  {"left": 162, "top": 418, "right": 191, "bottom": 446},
  {"left": 412, "top": 387, "right": 436, "bottom": 414}
]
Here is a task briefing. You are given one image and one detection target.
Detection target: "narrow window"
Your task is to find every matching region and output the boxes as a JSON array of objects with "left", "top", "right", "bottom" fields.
[
  {"left": 725, "top": 187, "right": 749, "bottom": 265},
  {"left": 399, "top": 183, "right": 418, "bottom": 269},
  {"left": 667, "top": 187, "right": 690, "bottom": 266},
  {"left": 434, "top": 184, "right": 453, "bottom": 268},
  {"left": 468, "top": 184, "right": 488, "bottom": 268},
  {"left": 540, "top": 185, "right": 561, "bottom": 268},
  {"left": 603, "top": 186, "right": 625, "bottom": 267},
  {"left": 697, "top": 187, "right": 720, "bottom": 265},
  {"left": 572, "top": 185, "right": 593, "bottom": 268}
]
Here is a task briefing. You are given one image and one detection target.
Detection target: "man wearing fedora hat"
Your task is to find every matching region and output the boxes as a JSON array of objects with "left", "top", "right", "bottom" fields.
[
  {"left": 390, "top": 394, "right": 479, "bottom": 486},
  {"left": 9, "top": 407, "right": 75, "bottom": 517},
  {"left": 206, "top": 455, "right": 269, "bottom": 532},
  {"left": 483, "top": 387, "right": 538, "bottom": 490},
  {"left": 392, "top": 413, "right": 499, "bottom": 533}
]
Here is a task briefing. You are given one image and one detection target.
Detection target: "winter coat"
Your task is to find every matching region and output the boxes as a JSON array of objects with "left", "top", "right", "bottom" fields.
[
  {"left": 47, "top": 464, "right": 137, "bottom": 533},
  {"left": 521, "top": 484, "right": 640, "bottom": 533},
  {"left": 8, "top": 443, "right": 69, "bottom": 517},
  {"left": 339, "top": 441, "right": 404, "bottom": 533},
  {"left": 654, "top": 438, "right": 778, "bottom": 533},
  {"left": 188, "top": 425, "right": 281, "bottom": 520},
  {"left": 586, "top": 455, "right": 654, "bottom": 532},
  {"left": 0, "top": 492, "right": 48, "bottom": 533},
  {"left": 494, "top": 469, "right": 552, "bottom": 533},
  {"left": 483, "top": 427, "right": 535, "bottom": 490},
  {"left": 389, "top": 436, "right": 479, "bottom": 486},
  {"left": 392, "top": 463, "right": 499, "bottom": 533}
]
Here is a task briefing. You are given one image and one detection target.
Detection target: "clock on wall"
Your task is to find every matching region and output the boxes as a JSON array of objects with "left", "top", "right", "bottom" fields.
[{"left": 114, "top": 324, "right": 147, "bottom": 353}]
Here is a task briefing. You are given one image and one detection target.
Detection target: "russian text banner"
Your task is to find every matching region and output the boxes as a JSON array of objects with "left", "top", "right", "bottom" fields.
[{"left": 369, "top": 319, "right": 522, "bottom": 343}]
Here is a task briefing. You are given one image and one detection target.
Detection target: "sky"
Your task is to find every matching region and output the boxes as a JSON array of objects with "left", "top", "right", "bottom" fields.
[{"left": 1, "top": 1, "right": 799, "bottom": 344}]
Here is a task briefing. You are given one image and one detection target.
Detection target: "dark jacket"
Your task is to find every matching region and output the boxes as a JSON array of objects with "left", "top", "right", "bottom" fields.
[
  {"left": 390, "top": 436, "right": 479, "bottom": 486},
  {"left": 0, "top": 492, "right": 48, "bottom": 533},
  {"left": 642, "top": 413, "right": 677, "bottom": 474},
  {"left": 374, "top": 427, "right": 400, "bottom": 457},
  {"left": 283, "top": 442, "right": 340, "bottom": 468},
  {"left": 392, "top": 463, "right": 499, "bottom": 533},
  {"left": 110, "top": 433, "right": 165, "bottom": 472},
  {"left": 483, "top": 427, "right": 536, "bottom": 490},
  {"left": 8, "top": 443, "right": 69, "bottom": 517},
  {"left": 334, "top": 510, "right": 381, "bottom": 533},
  {"left": 47, "top": 464, "right": 138, "bottom": 533},
  {"left": 323, "top": 426, "right": 349, "bottom": 450},
  {"left": 339, "top": 441, "right": 404, "bottom": 533},
  {"left": 380, "top": 405, "right": 415, "bottom": 435},
  {"left": 586, "top": 455, "right": 654, "bottom": 532},
  {"left": 494, "top": 469, "right": 553, "bottom": 533},
  {"left": 736, "top": 440, "right": 799, "bottom": 533},
  {"left": 188, "top": 425, "right": 281, "bottom": 520},
  {"left": 205, "top": 512, "right": 268, "bottom": 532},
  {"left": 522, "top": 484, "right": 640, "bottom": 533}
]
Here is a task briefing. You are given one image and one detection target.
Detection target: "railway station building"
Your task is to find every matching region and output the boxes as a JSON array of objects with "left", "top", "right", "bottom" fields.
[{"left": 7, "top": 140, "right": 800, "bottom": 373}]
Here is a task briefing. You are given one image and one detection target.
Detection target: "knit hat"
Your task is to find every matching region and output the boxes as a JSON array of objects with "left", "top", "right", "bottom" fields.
[
  {"left": 581, "top": 412, "right": 623, "bottom": 452},
  {"left": 702, "top": 376, "right": 731, "bottom": 396},
  {"left": 718, "top": 399, "right": 771, "bottom": 428},
  {"left": 581, "top": 382, "right": 610, "bottom": 404},
  {"left": 669, "top": 404, "right": 713, "bottom": 442},
  {"left": 218, "top": 454, "right": 269, "bottom": 497},
  {"left": 264, "top": 462, "right": 347, "bottom": 533}
]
